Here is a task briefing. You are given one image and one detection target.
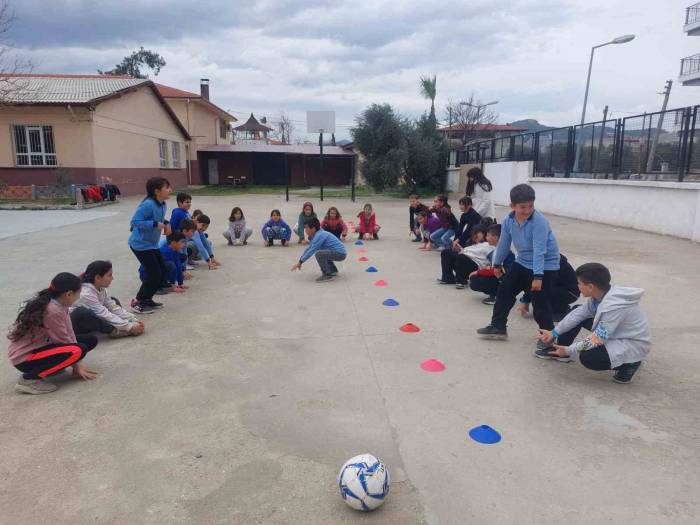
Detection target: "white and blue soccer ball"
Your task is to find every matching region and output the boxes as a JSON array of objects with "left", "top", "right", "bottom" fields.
[{"left": 337, "top": 453, "right": 390, "bottom": 511}]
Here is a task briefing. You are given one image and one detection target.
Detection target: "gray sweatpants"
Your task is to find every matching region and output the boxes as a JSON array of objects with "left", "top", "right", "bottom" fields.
[
  {"left": 315, "top": 250, "right": 346, "bottom": 275},
  {"left": 223, "top": 228, "right": 252, "bottom": 243}
]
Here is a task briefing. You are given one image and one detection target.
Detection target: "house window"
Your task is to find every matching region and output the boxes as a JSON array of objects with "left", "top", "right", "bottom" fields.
[
  {"left": 158, "top": 139, "right": 168, "bottom": 168},
  {"left": 219, "top": 119, "right": 228, "bottom": 139},
  {"left": 13, "top": 125, "right": 57, "bottom": 166},
  {"left": 171, "top": 141, "right": 181, "bottom": 169}
]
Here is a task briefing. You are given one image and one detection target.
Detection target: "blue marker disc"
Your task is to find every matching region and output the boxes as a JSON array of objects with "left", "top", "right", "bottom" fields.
[
  {"left": 468, "top": 425, "right": 501, "bottom": 445},
  {"left": 382, "top": 299, "right": 399, "bottom": 307},
  {"left": 366, "top": 266, "right": 378, "bottom": 273},
  {"left": 355, "top": 240, "right": 364, "bottom": 246}
]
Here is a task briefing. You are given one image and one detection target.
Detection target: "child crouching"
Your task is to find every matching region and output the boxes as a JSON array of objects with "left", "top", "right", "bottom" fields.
[{"left": 223, "top": 206, "right": 253, "bottom": 246}]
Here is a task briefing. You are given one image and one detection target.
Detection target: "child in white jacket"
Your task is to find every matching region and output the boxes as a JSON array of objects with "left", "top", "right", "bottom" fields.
[
  {"left": 536, "top": 262, "right": 650, "bottom": 384},
  {"left": 71, "top": 261, "right": 145, "bottom": 337},
  {"left": 438, "top": 225, "right": 493, "bottom": 289}
]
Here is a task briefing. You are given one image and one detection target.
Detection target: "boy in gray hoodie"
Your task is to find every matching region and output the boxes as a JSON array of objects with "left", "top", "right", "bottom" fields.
[{"left": 535, "top": 262, "right": 651, "bottom": 384}]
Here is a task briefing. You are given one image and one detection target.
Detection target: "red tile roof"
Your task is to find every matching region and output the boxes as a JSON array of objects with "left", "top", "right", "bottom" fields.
[
  {"left": 154, "top": 83, "right": 236, "bottom": 121},
  {"left": 6, "top": 73, "right": 133, "bottom": 79},
  {"left": 440, "top": 124, "right": 529, "bottom": 132}
]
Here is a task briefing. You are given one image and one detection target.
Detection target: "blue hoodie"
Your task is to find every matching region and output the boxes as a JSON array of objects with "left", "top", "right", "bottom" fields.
[
  {"left": 493, "top": 210, "right": 560, "bottom": 277},
  {"left": 262, "top": 218, "right": 292, "bottom": 240},
  {"left": 128, "top": 198, "right": 168, "bottom": 251},
  {"left": 170, "top": 207, "right": 190, "bottom": 232}
]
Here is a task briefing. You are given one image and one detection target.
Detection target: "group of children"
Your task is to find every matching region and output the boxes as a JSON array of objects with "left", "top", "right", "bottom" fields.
[
  {"left": 6, "top": 174, "right": 651, "bottom": 394},
  {"left": 409, "top": 181, "right": 651, "bottom": 384}
]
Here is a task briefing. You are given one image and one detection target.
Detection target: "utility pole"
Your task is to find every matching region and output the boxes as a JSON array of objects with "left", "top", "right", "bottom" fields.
[{"left": 645, "top": 80, "right": 672, "bottom": 176}]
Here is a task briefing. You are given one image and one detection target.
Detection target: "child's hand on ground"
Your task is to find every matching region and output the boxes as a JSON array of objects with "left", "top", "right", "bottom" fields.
[
  {"left": 291, "top": 262, "right": 302, "bottom": 271},
  {"left": 184, "top": 272, "right": 192, "bottom": 280},
  {"left": 130, "top": 323, "right": 145, "bottom": 336},
  {"left": 72, "top": 363, "right": 98, "bottom": 380},
  {"left": 538, "top": 329, "right": 555, "bottom": 344},
  {"left": 518, "top": 303, "right": 530, "bottom": 317},
  {"left": 208, "top": 261, "right": 217, "bottom": 270},
  {"left": 418, "top": 245, "right": 427, "bottom": 250},
  {"left": 549, "top": 345, "right": 569, "bottom": 358},
  {"left": 181, "top": 284, "right": 189, "bottom": 289},
  {"left": 172, "top": 285, "right": 186, "bottom": 293},
  {"left": 531, "top": 279, "right": 542, "bottom": 292}
]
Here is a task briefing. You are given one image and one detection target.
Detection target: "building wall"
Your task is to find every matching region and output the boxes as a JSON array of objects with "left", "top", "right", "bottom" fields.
[
  {"left": 0, "top": 105, "right": 96, "bottom": 186},
  {"left": 90, "top": 87, "right": 187, "bottom": 193},
  {"left": 482, "top": 160, "right": 700, "bottom": 242}
]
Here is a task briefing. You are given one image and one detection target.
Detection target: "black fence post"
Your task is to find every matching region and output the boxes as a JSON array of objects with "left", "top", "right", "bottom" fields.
[
  {"left": 351, "top": 155, "right": 356, "bottom": 202},
  {"left": 614, "top": 119, "right": 624, "bottom": 180},
  {"left": 285, "top": 153, "right": 289, "bottom": 202},
  {"left": 533, "top": 132, "right": 540, "bottom": 176},
  {"left": 565, "top": 127, "right": 573, "bottom": 178}
]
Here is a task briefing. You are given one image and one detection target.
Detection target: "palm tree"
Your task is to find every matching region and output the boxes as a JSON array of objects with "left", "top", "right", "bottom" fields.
[{"left": 419, "top": 75, "right": 437, "bottom": 122}]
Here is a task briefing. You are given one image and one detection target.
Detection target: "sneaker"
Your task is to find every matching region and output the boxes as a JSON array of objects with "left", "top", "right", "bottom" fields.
[
  {"left": 412, "top": 237, "right": 422, "bottom": 242},
  {"left": 373, "top": 233, "right": 379, "bottom": 240},
  {"left": 613, "top": 361, "right": 642, "bottom": 384},
  {"left": 186, "top": 265, "right": 195, "bottom": 271},
  {"left": 476, "top": 325, "right": 508, "bottom": 340},
  {"left": 155, "top": 287, "right": 171, "bottom": 295},
  {"left": 316, "top": 274, "right": 335, "bottom": 282},
  {"left": 266, "top": 240, "right": 273, "bottom": 247},
  {"left": 282, "top": 240, "right": 289, "bottom": 247},
  {"left": 234, "top": 239, "right": 243, "bottom": 246},
  {"left": 227, "top": 239, "right": 234, "bottom": 246},
  {"left": 16, "top": 376, "right": 57, "bottom": 394},
  {"left": 131, "top": 303, "right": 155, "bottom": 314},
  {"left": 142, "top": 300, "right": 163, "bottom": 309},
  {"left": 455, "top": 283, "right": 465, "bottom": 290},
  {"left": 536, "top": 339, "right": 552, "bottom": 351},
  {"left": 481, "top": 296, "right": 497, "bottom": 305},
  {"left": 436, "top": 278, "right": 454, "bottom": 285},
  {"left": 534, "top": 347, "right": 572, "bottom": 363}
]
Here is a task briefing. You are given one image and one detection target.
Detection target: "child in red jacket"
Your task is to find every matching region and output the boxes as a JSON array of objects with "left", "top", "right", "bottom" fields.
[{"left": 356, "top": 203, "right": 381, "bottom": 240}]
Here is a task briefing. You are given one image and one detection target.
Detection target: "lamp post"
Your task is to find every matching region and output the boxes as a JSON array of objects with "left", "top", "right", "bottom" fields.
[{"left": 574, "top": 34, "right": 635, "bottom": 173}]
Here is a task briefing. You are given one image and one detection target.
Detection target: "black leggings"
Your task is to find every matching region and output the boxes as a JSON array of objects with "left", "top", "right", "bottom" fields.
[
  {"left": 131, "top": 248, "right": 167, "bottom": 302},
  {"left": 14, "top": 335, "right": 98, "bottom": 379},
  {"left": 441, "top": 250, "right": 479, "bottom": 284},
  {"left": 469, "top": 274, "right": 500, "bottom": 296},
  {"left": 70, "top": 307, "right": 116, "bottom": 335}
]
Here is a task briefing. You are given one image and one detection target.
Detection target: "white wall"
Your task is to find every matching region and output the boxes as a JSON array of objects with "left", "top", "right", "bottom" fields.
[
  {"left": 482, "top": 160, "right": 700, "bottom": 242},
  {"left": 446, "top": 167, "right": 460, "bottom": 192}
]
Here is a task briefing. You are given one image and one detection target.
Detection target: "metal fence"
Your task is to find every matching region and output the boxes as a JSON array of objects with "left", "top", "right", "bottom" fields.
[
  {"left": 459, "top": 105, "right": 700, "bottom": 182},
  {"left": 686, "top": 2, "right": 700, "bottom": 25}
]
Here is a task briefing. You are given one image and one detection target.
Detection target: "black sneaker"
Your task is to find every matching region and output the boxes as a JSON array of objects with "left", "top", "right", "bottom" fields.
[
  {"left": 436, "top": 278, "right": 454, "bottom": 285},
  {"left": 476, "top": 325, "right": 507, "bottom": 340},
  {"left": 534, "top": 347, "right": 572, "bottom": 363},
  {"left": 455, "top": 283, "right": 465, "bottom": 290},
  {"left": 373, "top": 233, "right": 379, "bottom": 240},
  {"left": 482, "top": 296, "right": 496, "bottom": 305},
  {"left": 266, "top": 239, "right": 273, "bottom": 247},
  {"left": 155, "top": 287, "right": 171, "bottom": 295},
  {"left": 412, "top": 237, "right": 422, "bottom": 242},
  {"left": 316, "top": 274, "right": 335, "bottom": 282},
  {"left": 142, "top": 300, "right": 163, "bottom": 309},
  {"left": 613, "top": 361, "right": 641, "bottom": 384},
  {"left": 131, "top": 303, "right": 155, "bottom": 314}
]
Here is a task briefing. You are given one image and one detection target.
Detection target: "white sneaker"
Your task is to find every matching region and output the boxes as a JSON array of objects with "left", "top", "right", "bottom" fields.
[{"left": 16, "top": 376, "right": 58, "bottom": 394}]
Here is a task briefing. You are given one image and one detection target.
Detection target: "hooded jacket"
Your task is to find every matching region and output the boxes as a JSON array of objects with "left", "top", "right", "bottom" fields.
[
  {"left": 128, "top": 198, "right": 168, "bottom": 251},
  {"left": 553, "top": 286, "right": 651, "bottom": 368}
]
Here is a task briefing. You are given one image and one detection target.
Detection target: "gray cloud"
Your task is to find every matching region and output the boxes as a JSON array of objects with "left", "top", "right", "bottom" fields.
[{"left": 4, "top": 0, "right": 698, "bottom": 139}]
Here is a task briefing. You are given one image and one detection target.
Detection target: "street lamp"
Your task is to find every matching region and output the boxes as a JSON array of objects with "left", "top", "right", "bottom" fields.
[
  {"left": 574, "top": 34, "right": 634, "bottom": 173},
  {"left": 580, "top": 34, "right": 635, "bottom": 125}
]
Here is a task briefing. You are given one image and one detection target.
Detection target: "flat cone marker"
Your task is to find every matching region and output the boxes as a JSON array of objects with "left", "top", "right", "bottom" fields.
[
  {"left": 420, "top": 359, "right": 445, "bottom": 372},
  {"left": 400, "top": 323, "right": 420, "bottom": 333},
  {"left": 357, "top": 247, "right": 366, "bottom": 253},
  {"left": 469, "top": 425, "right": 501, "bottom": 445},
  {"left": 382, "top": 298, "right": 399, "bottom": 307},
  {"left": 358, "top": 256, "right": 369, "bottom": 262},
  {"left": 355, "top": 240, "right": 364, "bottom": 246},
  {"left": 374, "top": 280, "right": 388, "bottom": 287},
  {"left": 366, "top": 266, "right": 378, "bottom": 273}
]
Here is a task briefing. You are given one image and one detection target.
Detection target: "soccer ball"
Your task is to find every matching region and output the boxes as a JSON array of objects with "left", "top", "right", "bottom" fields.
[{"left": 337, "top": 453, "right": 390, "bottom": 511}]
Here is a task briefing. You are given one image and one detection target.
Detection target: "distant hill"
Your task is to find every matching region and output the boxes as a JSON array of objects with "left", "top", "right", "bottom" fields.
[{"left": 509, "top": 119, "right": 556, "bottom": 133}]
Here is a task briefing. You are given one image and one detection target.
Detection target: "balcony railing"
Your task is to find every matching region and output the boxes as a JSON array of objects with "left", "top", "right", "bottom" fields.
[
  {"left": 681, "top": 53, "right": 700, "bottom": 76},
  {"left": 686, "top": 2, "right": 700, "bottom": 25}
]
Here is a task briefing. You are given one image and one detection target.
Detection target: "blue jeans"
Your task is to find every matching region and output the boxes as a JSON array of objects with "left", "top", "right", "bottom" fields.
[{"left": 430, "top": 228, "right": 455, "bottom": 249}]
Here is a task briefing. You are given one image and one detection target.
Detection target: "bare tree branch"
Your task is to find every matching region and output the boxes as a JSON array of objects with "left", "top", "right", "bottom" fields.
[
  {"left": 272, "top": 112, "right": 295, "bottom": 145},
  {"left": 443, "top": 93, "right": 499, "bottom": 144},
  {"left": 0, "top": 1, "right": 33, "bottom": 104}
]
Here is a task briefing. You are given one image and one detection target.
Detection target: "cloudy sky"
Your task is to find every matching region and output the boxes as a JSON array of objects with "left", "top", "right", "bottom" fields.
[{"left": 5, "top": 0, "right": 699, "bottom": 140}]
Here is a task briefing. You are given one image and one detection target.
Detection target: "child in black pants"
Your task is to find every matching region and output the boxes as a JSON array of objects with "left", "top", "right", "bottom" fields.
[{"left": 477, "top": 184, "right": 560, "bottom": 341}]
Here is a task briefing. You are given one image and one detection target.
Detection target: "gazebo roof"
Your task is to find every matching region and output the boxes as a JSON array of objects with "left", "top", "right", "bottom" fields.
[{"left": 234, "top": 113, "right": 273, "bottom": 132}]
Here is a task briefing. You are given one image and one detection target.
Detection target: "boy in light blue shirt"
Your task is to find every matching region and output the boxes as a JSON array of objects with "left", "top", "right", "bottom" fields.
[
  {"left": 291, "top": 218, "right": 347, "bottom": 282},
  {"left": 477, "top": 184, "right": 560, "bottom": 341}
]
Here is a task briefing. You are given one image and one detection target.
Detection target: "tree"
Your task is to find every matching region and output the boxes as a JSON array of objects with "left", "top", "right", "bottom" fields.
[
  {"left": 272, "top": 112, "right": 294, "bottom": 144},
  {"left": 444, "top": 93, "right": 498, "bottom": 144},
  {"left": 0, "top": 1, "right": 32, "bottom": 103},
  {"left": 99, "top": 47, "right": 166, "bottom": 79},
  {"left": 351, "top": 104, "right": 407, "bottom": 191},
  {"left": 404, "top": 113, "right": 448, "bottom": 191},
  {"left": 419, "top": 75, "right": 437, "bottom": 124}
]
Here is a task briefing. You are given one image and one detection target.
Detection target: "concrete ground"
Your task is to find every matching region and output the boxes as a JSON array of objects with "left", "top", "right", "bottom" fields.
[{"left": 0, "top": 193, "right": 699, "bottom": 524}]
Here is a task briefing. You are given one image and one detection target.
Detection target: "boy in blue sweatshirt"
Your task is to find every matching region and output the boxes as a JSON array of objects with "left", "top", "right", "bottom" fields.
[
  {"left": 291, "top": 217, "right": 347, "bottom": 282},
  {"left": 170, "top": 192, "right": 192, "bottom": 232},
  {"left": 477, "top": 184, "right": 560, "bottom": 340},
  {"left": 141, "top": 232, "right": 188, "bottom": 292},
  {"left": 262, "top": 209, "right": 292, "bottom": 246},
  {"left": 187, "top": 214, "right": 219, "bottom": 270}
]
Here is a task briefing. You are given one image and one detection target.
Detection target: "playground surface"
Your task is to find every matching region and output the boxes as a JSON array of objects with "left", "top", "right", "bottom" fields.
[{"left": 1, "top": 193, "right": 699, "bottom": 524}]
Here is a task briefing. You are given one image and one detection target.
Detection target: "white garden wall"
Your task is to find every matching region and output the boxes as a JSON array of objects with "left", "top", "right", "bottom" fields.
[{"left": 482, "top": 161, "right": 700, "bottom": 242}]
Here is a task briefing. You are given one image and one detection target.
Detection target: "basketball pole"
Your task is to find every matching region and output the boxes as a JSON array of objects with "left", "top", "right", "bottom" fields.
[{"left": 319, "top": 131, "right": 324, "bottom": 201}]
